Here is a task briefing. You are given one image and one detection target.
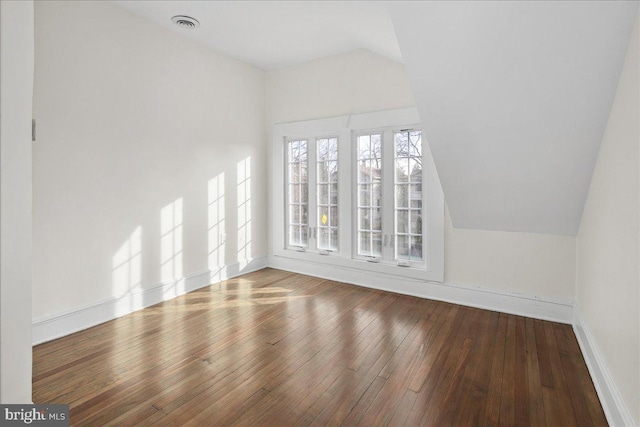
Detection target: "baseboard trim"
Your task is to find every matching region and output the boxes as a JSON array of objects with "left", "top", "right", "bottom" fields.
[
  {"left": 32, "top": 257, "right": 268, "bottom": 345},
  {"left": 573, "top": 305, "right": 635, "bottom": 427},
  {"left": 268, "top": 254, "right": 573, "bottom": 324}
]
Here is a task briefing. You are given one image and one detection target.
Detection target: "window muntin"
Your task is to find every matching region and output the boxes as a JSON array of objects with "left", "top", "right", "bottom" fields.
[
  {"left": 394, "top": 130, "right": 423, "bottom": 261},
  {"left": 356, "top": 133, "right": 383, "bottom": 257},
  {"left": 287, "top": 139, "right": 308, "bottom": 247},
  {"left": 317, "top": 137, "right": 338, "bottom": 251}
]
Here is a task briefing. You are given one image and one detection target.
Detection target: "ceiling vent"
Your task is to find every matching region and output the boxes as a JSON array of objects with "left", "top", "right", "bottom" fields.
[{"left": 171, "top": 15, "right": 200, "bottom": 29}]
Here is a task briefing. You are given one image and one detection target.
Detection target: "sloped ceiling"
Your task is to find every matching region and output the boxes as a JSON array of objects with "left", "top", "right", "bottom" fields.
[{"left": 388, "top": 1, "right": 639, "bottom": 236}]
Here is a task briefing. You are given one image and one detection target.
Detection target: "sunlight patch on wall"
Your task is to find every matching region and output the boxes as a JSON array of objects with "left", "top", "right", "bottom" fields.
[
  {"left": 237, "top": 157, "right": 252, "bottom": 269},
  {"left": 208, "top": 173, "right": 226, "bottom": 281},
  {"left": 112, "top": 226, "right": 142, "bottom": 313},
  {"left": 161, "top": 198, "right": 185, "bottom": 297}
]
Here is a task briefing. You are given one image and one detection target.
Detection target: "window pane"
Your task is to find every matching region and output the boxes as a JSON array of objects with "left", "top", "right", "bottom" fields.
[
  {"left": 359, "top": 209, "right": 370, "bottom": 230},
  {"left": 290, "top": 204, "right": 300, "bottom": 225},
  {"left": 396, "top": 131, "right": 409, "bottom": 157},
  {"left": 300, "top": 141, "right": 307, "bottom": 162},
  {"left": 396, "top": 158, "right": 409, "bottom": 183},
  {"left": 372, "top": 232, "right": 382, "bottom": 257},
  {"left": 372, "top": 183, "right": 382, "bottom": 207},
  {"left": 301, "top": 184, "right": 308, "bottom": 204},
  {"left": 301, "top": 204, "right": 308, "bottom": 225},
  {"left": 396, "top": 235, "right": 409, "bottom": 260},
  {"left": 397, "top": 209, "right": 409, "bottom": 234},
  {"left": 318, "top": 184, "right": 329, "bottom": 205},
  {"left": 330, "top": 206, "right": 338, "bottom": 227},
  {"left": 411, "top": 210, "right": 422, "bottom": 234},
  {"left": 409, "top": 131, "right": 422, "bottom": 156},
  {"left": 319, "top": 205, "right": 329, "bottom": 226},
  {"left": 330, "top": 228, "right": 338, "bottom": 251},
  {"left": 410, "top": 182, "right": 422, "bottom": 205},
  {"left": 359, "top": 231, "right": 371, "bottom": 253},
  {"left": 317, "top": 138, "right": 328, "bottom": 161},
  {"left": 289, "top": 226, "right": 300, "bottom": 247},
  {"left": 409, "top": 158, "right": 421, "bottom": 182},
  {"left": 359, "top": 161, "right": 371, "bottom": 183},
  {"left": 328, "top": 161, "right": 338, "bottom": 182},
  {"left": 318, "top": 162, "right": 328, "bottom": 183},
  {"left": 372, "top": 163, "right": 382, "bottom": 183},
  {"left": 372, "top": 207, "right": 382, "bottom": 232},
  {"left": 318, "top": 228, "right": 329, "bottom": 249},
  {"left": 396, "top": 184, "right": 409, "bottom": 208},
  {"left": 359, "top": 184, "right": 371, "bottom": 207},
  {"left": 358, "top": 135, "right": 371, "bottom": 157},
  {"left": 411, "top": 236, "right": 423, "bottom": 260},
  {"left": 330, "top": 183, "right": 338, "bottom": 205},
  {"left": 288, "top": 184, "right": 299, "bottom": 203},
  {"left": 289, "top": 163, "right": 300, "bottom": 183},
  {"left": 371, "top": 134, "right": 381, "bottom": 157}
]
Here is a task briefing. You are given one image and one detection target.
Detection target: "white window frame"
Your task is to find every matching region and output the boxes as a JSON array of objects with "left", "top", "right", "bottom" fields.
[
  {"left": 285, "top": 138, "right": 309, "bottom": 250},
  {"left": 351, "top": 127, "right": 427, "bottom": 269},
  {"left": 283, "top": 133, "right": 340, "bottom": 253},
  {"left": 315, "top": 136, "right": 339, "bottom": 252},
  {"left": 270, "top": 108, "right": 444, "bottom": 282}
]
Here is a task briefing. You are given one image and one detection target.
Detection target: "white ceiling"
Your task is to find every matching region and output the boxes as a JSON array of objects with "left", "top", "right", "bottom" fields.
[
  {"left": 115, "top": 0, "right": 638, "bottom": 236},
  {"left": 388, "top": 1, "right": 638, "bottom": 236},
  {"left": 114, "top": 1, "right": 402, "bottom": 70}
]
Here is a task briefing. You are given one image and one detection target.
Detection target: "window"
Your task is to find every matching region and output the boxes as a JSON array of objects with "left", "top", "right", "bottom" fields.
[
  {"left": 317, "top": 138, "right": 338, "bottom": 251},
  {"left": 394, "top": 130, "right": 423, "bottom": 262},
  {"left": 286, "top": 136, "right": 339, "bottom": 252},
  {"left": 272, "top": 108, "right": 444, "bottom": 283},
  {"left": 287, "top": 139, "right": 308, "bottom": 248},
  {"left": 353, "top": 129, "right": 424, "bottom": 266},
  {"left": 357, "top": 133, "right": 383, "bottom": 257}
]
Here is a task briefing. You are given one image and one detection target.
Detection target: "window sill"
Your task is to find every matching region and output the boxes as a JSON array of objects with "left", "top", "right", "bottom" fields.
[{"left": 273, "top": 248, "right": 443, "bottom": 283}]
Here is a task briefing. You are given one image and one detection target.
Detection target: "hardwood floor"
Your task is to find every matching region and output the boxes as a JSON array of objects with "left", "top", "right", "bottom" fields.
[{"left": 33, "top": 268, "right": 607, "bottom": 426}]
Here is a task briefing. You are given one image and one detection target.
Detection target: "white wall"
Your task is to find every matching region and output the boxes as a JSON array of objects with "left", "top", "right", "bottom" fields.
[
  {"left": 445, "top": 208, "right": 575, "bottom": 299},
  {"left": 33, "top": 1, "right": 266, "bottom": 322},
  {"left": 0, "top": 0, "right": 34, "bottom": 403},
  {"left": 266, "top": 49, "right": 415, "bottom": 125},
  {"left": 576, "top": 12, "right": 640, "bottom": 426},
  {"left": 266, "top": 49, "right": 576, "bottom": 302}
]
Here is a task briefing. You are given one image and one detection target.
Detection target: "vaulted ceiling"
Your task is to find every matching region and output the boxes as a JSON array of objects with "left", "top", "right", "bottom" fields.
[{"left": 115, "top": 0, "right": 638, "bottom": 236}]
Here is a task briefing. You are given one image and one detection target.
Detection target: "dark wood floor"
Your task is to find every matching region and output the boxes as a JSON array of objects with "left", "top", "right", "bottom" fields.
[{"left": 33, "top": 268, "right": 607, "bottom": 426}]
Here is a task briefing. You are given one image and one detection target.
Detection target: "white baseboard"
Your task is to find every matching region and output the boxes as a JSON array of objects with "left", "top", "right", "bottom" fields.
[
  {"left": 32, "top": 257, "right": 268, "bottom": 345},
  {"left": 573, "top": 305, "right": 636, "bottom": 427},
  {"left": 268, "top": 254, "right": 573, "bottom": 324}
]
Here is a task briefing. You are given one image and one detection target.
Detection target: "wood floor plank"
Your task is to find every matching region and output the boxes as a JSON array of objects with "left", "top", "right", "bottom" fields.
[
  {"left": 525, "top": 317, "right": 547, "bottom": 426},
  {"left": 483, "top": 312, "right": 508, "bottom": 426},
  {"left": 554, "top": 323, "right": 596, "bottom": 427},
  {"left": 32, "top": 268, "right": 608, "bottom": 426},
  {"left": 534, "top": 319, "right": 555, "bottom": 388},
  {"left": 499, "top": 314, "right": 517, "bottom": 426},
  {"left": 514, "top": 316, "right": 531, "bottom": 426},
  {"left": 544, "top": 321, "right": 577, "bottom": 427},
  {"left": 454, "top": 310, "right": 499, "bottom": 426}
]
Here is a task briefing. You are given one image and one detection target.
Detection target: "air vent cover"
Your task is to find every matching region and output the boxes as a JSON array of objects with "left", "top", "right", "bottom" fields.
[{"left": 171, "top": 15, "right": 200, "bottom": 29}]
